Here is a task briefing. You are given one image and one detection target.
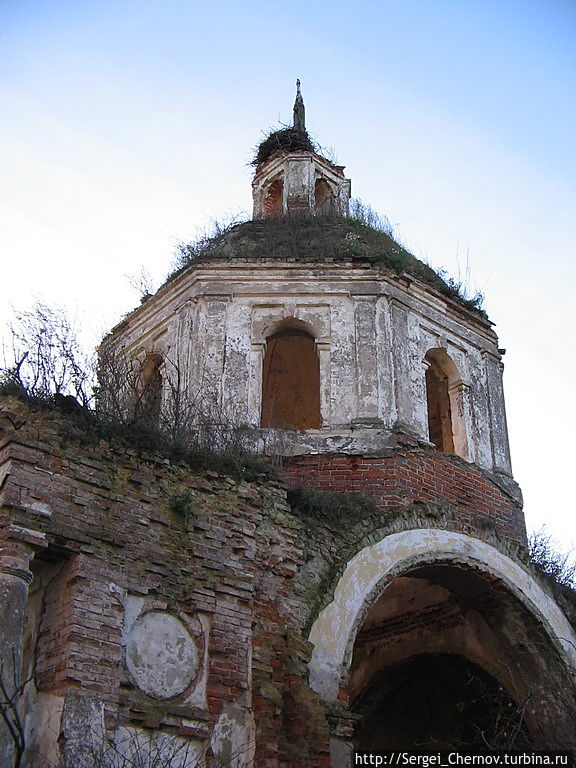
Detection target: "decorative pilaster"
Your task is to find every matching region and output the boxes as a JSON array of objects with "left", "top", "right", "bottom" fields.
[
  {"left": 0, "top": 523, "right": 47, "bottom": 766},
  {"left": 201, "top": 294, "right": 230, "bottom": 410},
  {"left": 390, "top": 299, "right": 418, "bottom": 435},
  {"left": 482, "top": 350, "right": 513, "bottom": 475},
  {"left": 316, "top": 340, "right": 332, "bottom": 426},
  {"left": 248, "top": 341, "right": 266, "bottom": 426},
  {"left": 353, "top": 296, "right": 379, "bottom": 419},
  {"left": 448, "top": 380, "right": 472, "bottom": 461},
  {"left": 175, "top": 299, "right": 196, "bottom": 394}
]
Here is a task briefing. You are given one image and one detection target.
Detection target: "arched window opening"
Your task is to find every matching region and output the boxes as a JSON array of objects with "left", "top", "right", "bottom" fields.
[
  {"left": 424, "top": 348, "right": 470, "bottom": 458},
  {"left": 137, "top": 354, "right": 163, "bottom": 423},
  {"left": 265, "top": 178, "right": 283, "bottom": 217},
  {"left": 425, "top": 353, "right": 454, "bottom": 453},
  {"left": 314, "top": 178, "right": 335, "bottom": 217},
  {"left": 261, "top": 328, "right": 321, "bottom": 429}
]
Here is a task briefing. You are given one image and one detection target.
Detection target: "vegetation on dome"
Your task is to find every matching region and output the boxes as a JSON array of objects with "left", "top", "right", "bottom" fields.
[
  {"left": 169, "top": 205, "right": 487, "bottom": 317},
  {"left": 251, "top": 127, "right": 318, "bottom": 167}
]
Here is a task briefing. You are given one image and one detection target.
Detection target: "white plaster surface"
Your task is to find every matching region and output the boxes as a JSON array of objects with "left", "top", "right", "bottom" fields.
[
  {"left": 22, "top": 690, "right": 64, "bottom": 768},
  {"left": 125, "top": 610, "right": 198, "bottom": 699},
  {"left": 308, "top": 529, "right": 576, "bottom": 701},
  {"left": 104, "top": 255, "right": 511, "bottom": 472},
  {"left": 210, "top": 696, "right": 255, "bottom": 768}
]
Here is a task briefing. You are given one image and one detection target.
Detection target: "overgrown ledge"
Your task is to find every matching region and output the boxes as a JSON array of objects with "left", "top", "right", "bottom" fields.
[{"left": 168, "top": 216, "right": 487, "bottom": 318}]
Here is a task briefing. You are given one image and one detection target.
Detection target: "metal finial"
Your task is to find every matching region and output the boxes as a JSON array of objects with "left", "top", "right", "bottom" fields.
[{"left": 293, "top": 78, "right": 305, "bottom": 132}]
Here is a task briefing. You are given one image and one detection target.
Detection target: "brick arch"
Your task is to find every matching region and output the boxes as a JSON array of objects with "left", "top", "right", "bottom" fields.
[
  {"left": 264, "top": 177, "right": 283, "bottom": 217},
  {"left": 307, "top": 529, "right": 576, "bottom": 702}
]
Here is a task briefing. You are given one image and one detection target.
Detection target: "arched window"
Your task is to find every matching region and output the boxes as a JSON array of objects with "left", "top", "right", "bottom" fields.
[
  {"left": 424, "top": 348, "right": 468, "bottom": 458},
  {"left": 137, "top": 353, "right": 163, "bottom": 423},
  {"left": 265, "top": 178, "right": 283, "bottom": 217},
  {"left": 261, "top": 328, "right": 321, "bottom": 429},
  {"left": 315, "top": 178, "right": 335, "bottom": 216}
]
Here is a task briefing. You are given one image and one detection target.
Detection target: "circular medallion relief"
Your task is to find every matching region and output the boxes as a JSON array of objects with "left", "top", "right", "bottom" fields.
[{"left": 125, "top": 611, "right": 198, "bottom": 700}]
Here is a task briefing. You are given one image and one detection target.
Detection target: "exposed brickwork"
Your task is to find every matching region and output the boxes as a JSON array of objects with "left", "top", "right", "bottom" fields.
[
  {"left": 0, "top": 399, "right": 334, "bottom": 766},
  {"left": 280, "top": 449, "right": 526, "bottom": 545},
  {"left": 0, "top": 398, "right": 539, "bottom": 764},
  {"left": 35, "top": 558, "right": 77, "bottom": 695}
]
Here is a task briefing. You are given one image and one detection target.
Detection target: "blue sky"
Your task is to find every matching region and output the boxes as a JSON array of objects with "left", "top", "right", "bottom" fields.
[{"left": 1, "top": 0, "right": 575, "bottom": 548}]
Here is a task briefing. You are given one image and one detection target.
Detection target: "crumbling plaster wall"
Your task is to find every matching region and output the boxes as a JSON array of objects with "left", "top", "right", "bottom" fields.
[{"left": 105, "top": 259, "right": 512, "bottom": 476}]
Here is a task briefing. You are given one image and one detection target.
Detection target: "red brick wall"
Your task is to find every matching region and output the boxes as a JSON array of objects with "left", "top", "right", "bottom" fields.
[
  {"left": 280, "top": 451, "right": 526, "bottom": 545},
  {"left": 0, "top": 399, "right": 332, "bottom": 766}
]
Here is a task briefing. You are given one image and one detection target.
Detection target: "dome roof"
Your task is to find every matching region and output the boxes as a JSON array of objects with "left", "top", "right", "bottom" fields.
[{"left": 170, "top": 217, "right": 486, "bottom": 317}]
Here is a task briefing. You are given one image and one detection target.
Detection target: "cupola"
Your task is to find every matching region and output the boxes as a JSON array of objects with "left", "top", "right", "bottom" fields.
[{"left": 252, "top": 80, "right": 351, "bottom": 218}]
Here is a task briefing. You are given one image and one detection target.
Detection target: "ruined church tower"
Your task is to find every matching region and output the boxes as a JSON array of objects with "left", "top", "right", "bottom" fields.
[{"left": 1, "top": 84, "right": 575, "bottom": 767}]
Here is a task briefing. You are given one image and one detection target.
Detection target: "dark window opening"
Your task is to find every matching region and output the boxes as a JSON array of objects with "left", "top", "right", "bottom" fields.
[
  {"left": 315, "top": 178, "right": 335, "bottom": 216},
  {"left": 425, "top": 353, "right": 454, "bottom": 452},
  {"left": 265, "top": 179, "right": 283, "bottom": 217},
  {"left": 138, "top": 354, "right": 163, "bottom": 423}
]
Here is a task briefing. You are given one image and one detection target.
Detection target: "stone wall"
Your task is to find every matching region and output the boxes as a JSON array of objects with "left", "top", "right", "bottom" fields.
[
  {"left": 0, "top": 397, "right": 334, "bottom": 767},
  {"left": 0, "top": 396, "right": 574, "bottom": 765}
]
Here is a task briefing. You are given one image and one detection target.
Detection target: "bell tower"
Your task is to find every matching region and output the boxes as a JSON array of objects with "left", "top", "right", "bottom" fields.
[{"left": 252, "top": 80, "right": 351, "bottom": 218}]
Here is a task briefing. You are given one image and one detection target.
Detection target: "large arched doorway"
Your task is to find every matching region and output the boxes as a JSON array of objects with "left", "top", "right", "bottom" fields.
[
  {"left": 261, "top": 327, "right": 321, "bottom": 430},
  {"left": 349, "top": 565, "right": 539, "bottom": 750},
  {"left": 308, "top": 530, "right": 576, "bottom": 754}
]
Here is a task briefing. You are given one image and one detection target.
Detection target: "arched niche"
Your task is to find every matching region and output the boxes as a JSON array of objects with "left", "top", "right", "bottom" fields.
[
  {"left": 137, "top": 353, "right": 163, "bottom": 423},
  {"left": 425, "top": 347, "right": 469, "bottom": 459},
  {"left": 264, "top": 177, "right": 284, "bottom": 217},
  {"left": 315, "top": 178, "right": 335, "bottom": 217},
  {"left": 260, "top": 324, "right": 321, "bottom": 430}
]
